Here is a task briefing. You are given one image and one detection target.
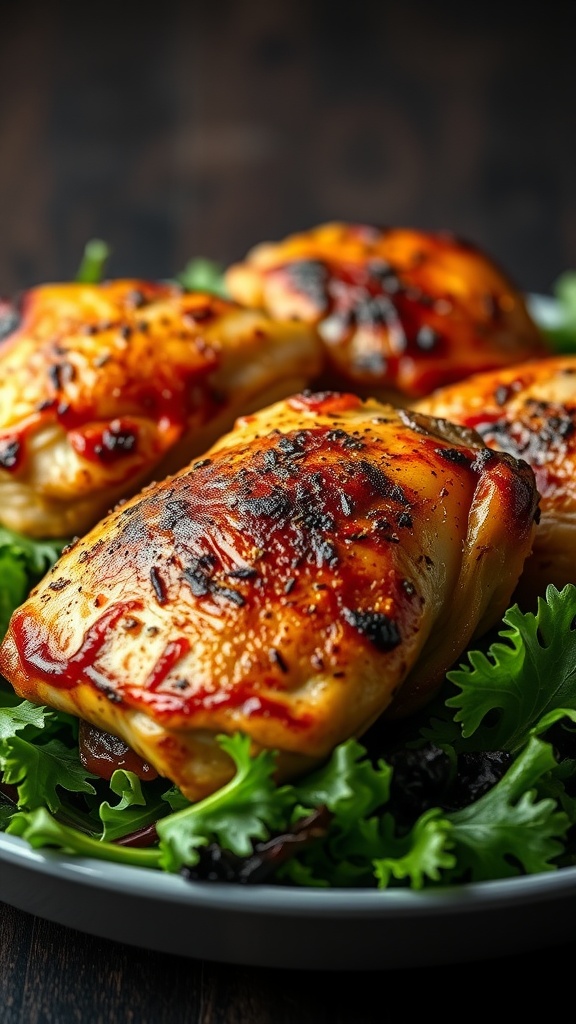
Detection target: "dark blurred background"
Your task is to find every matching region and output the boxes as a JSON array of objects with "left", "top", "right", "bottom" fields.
[{"left": 0, "top": 0, "right": 574, "bottom": 297}]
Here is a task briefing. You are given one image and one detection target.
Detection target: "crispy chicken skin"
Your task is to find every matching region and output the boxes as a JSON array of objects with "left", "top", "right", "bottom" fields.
[
  {"left": 0, "top": 279, "right": 321, "bottom": 538},
  {"left": 415, "top": 355, "right": 576, "bottom": 605},
  {"left": 225, "top": 222, "right": 547, "bottom": 401},
  {"left": 0, "top": 391, "right": 539, "bottom": 801}
]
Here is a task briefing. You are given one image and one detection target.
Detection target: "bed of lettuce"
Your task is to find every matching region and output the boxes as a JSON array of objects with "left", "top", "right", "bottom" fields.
[
  {"left": 2, "top": 570, "right": 576, "bottom": 889},
  {"left": 2, "top": 254, "right": 576, "bottom": 890}
]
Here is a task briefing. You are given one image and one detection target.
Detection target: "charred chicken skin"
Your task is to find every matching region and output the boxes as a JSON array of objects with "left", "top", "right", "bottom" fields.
[
  {"left": 0, "top": 391, "right": 539, "bottom": 801},
  {"left": 415, "top": 355, "right": 576, "bottom": 605},
  {"left": 225, "top": 221, "right": 547, "bottom": 401},
  {"left": 0, "top": 279, "right": 321, "bottom": 539}
]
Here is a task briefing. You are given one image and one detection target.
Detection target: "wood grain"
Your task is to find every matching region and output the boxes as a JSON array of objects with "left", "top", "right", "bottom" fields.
[{"left": 2, "top": 898, "right": 574, "bottom": 1024}]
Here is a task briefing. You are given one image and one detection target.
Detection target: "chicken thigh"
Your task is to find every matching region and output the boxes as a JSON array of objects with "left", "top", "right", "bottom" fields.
[
  {"left": 415, "top": 355, "right": 576, "bottom": 605},
  {"left": 0, "top": 279, "right": 321, "bottom": 538},
  {"left": 225, "top": 221, "right": 547, "bottom": 401},
  {"left": 0, "top": 391, "right": 539, "bottom": 801}
]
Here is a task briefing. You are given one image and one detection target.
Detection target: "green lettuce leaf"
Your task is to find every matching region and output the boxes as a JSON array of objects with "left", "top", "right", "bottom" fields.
[
  {"left": 277, "top": 739, "right": 396, "bottom": 886},
  {"left": 175, "top": 257, "right": 228, "bottom": 297},
  {"left": 99, "top": 770, "right": 172, "bottom": 842},
  {"left": 0, "top": 699, "right": 49, "bottom": 742},
  {"left": 373, "top": 810, "right": 456, "bottom": 889},
  {"left": 531, "top": 270, "right": 576, "bottom": 352},
  {"left": 294, "top": 738, "right": 391, "bottom": 819},
  {"left": 0, "top": 735, "right": 97, "bottom": 813},
  {"left": 444, "top": 736, "right": 569, "bottom": 882},
  {"left": 156, "top": 734, "right": 294, "bottom": 871},
  {"left": 0, "top": 526, "right": 68, "bottom": 640},
  {"left": 7, "top": 807, "right": 161, "bottom": 868},
  {"left": 75, "top": 239, "right": 111, "bottom": 283},
  {"left": 438, "top": 585, "right": 576, "bottom": 752}
]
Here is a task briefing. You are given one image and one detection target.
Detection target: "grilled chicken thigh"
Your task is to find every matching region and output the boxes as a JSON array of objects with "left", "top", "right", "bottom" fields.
[
  {"left": 415, "top": 355, "right": 576, "bottom": 605},
  {"left": 0, "top": 391, "right": 539, "bottom": 801},
  {"left": 225, "top": 221, "right": 547, "bottom": 401},
  {"left": 0, "top": 279, "right": 321, "bottom": 538}
]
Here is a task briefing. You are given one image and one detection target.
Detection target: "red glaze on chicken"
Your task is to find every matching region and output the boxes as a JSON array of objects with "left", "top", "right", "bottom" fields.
[
  {"left": 416, "top": 355, "right": 576, "bottom": 605},
  {"left": 0, "top": 279, "right": 321, "bottom": 538},
  {"left": 225, "top": 222, "right": 547, "bottom": 401},
  {"left": 0, "top": 392, "right": 539, "bottom": 801}
]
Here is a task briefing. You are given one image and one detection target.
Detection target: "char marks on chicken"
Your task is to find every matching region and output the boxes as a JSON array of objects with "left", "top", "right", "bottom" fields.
[
  {"left": 226, "top": 222, "right": 547, "bottom": 401},
  {"left": 0, "top": 391, "right": 539, "bottom": 801},
  {"left": 416, "top": 355, "right": 576, "bottom": 605},
  {"left": 0, "top": 279, "right": 321, "bottom": 538}
]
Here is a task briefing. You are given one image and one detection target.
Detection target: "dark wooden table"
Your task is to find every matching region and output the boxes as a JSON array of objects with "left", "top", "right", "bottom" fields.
[
  {"left": 2, "top": 2, "right": 576, "bottom": 1019},
  {"left": 1, "top": 901, "right": 574, "bottom": 1023},
  {"left": 1, "top": 1, "right": 576, "bottom": 297}
]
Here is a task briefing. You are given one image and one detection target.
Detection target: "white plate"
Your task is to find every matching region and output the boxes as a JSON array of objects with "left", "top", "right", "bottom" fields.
[
  {"left": 2, "top": 830, "right": 576, "bottom": 969},
  {"left": 2, "top": 291, "right": 574, "bottom": 971}
]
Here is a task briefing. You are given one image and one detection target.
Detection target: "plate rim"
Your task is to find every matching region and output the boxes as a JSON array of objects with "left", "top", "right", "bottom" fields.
[
  {"left": 3, "top": 829, "right": 576, "bottom": 916},
  {"left": 4, "top": 829, "right": 576, "bottom": 968}
]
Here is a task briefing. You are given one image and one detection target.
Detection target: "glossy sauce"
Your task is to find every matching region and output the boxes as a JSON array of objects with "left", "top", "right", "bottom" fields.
[
  {"left": 78, "top": 720, "right": 159, "bottom": 781},
  {"left": 4, "top": 407, "right": 539, "bottom": 740},
  {"left": 10, "top": 600, "right": 143, "bottom": 689},
  {"left": 248, "top": 225, "right": 547, "bottom": 397},
  {"left": 0, "top": 281, "right": 225, "bottom": 473}
]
